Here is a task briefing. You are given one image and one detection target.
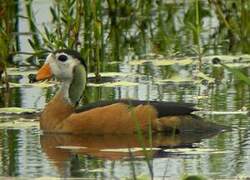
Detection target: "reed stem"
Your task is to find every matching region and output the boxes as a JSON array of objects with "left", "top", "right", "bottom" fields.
[{"left": 195, "top": 0, "right": 202, "bottom": 70}]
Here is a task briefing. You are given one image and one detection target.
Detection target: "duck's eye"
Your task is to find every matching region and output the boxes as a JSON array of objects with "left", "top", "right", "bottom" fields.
[{"left": 58, "top": 54, "right": 68, "bottom": 62}]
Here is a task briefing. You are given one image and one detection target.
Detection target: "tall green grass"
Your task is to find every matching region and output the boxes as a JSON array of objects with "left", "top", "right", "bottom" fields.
[
  {"left": 130, "top": 105, "right": 154, "bottom": 179},
  {"left": 0, "top": 0, "right": 19, "bottom": 90},
  {"left": 195, "top": 0, "right": 202, "bottom": 70},
  {"left": 22, "top": 1, "right": 250, "bottom": 75},
  {"left": 0, "top": 1, "right": 250, "bottom": 71}
]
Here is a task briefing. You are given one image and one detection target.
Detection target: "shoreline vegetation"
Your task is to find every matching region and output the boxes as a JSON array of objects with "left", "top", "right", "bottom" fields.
[{"left": 1, "top": 1, "right": 250, "bottom": 85}]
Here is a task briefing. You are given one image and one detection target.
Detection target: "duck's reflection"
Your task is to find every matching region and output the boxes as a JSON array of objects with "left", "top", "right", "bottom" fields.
[
  {"left": 40, "top": 132, "right": 219, "bottom": 174},
  {"left": 41, "top": 132, "right": 221, "bottom": 160}
]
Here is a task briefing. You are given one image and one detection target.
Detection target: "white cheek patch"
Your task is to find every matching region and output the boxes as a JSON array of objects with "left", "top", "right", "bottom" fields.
[
  {"left": 61, "top": 63, "right": 73, "bottom": 79},
  {"left": 45, "top": 52, "right": 82, "bottom": 82},
  {"left": 45, "top": 53, "right": 55, "bottom": 64}
]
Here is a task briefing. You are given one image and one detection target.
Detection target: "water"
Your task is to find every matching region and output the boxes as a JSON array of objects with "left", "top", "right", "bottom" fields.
[
  {"left": 1, "top": 0, "right": 250, "bottom": 179},
  {"left": 1, "top": 60, "right": 250, "bottom": 179}
]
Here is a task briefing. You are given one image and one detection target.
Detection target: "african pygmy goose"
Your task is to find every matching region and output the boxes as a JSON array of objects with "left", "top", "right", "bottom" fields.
[{"left": 30, "top": 49, "right": 225, "bottom": 134}]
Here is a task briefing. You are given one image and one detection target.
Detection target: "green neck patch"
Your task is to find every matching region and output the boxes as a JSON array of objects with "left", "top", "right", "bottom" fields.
[{"left": 69, "top": 65, "right": 87, "bottom": 106}]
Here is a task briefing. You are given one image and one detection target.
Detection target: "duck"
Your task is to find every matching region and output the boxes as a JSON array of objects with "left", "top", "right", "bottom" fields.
[{"left": 30, "top": 49, "right": 225, "bottom": 134}]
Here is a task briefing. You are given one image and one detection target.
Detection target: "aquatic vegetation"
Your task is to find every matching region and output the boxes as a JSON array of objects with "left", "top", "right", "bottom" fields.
[
  {"left": 0, "top": 0, "right": 19, "bottom": 90},
  {"left": 1, "top": 1, "right": 250, "bottom": 179},
  {"left": 182, "top": 175, "right": 206, "bottom": 180},
  {"left": 2, "top": 1, "right": 250, "bottom": 75},
  {"left": 212, "top": 57, "right": 250, "bottom": 85},
  {"left": 0, "top": 0, "right": 246, "bottom": 84},
  {"left": 208, "top": 0, "right": 250, "bottom": 53},
  {"left": 88, "top": 81, "right": 139, "bottom": 87},
  {"left": 25, "top": 0, "right": 41, "bottom": 51}
]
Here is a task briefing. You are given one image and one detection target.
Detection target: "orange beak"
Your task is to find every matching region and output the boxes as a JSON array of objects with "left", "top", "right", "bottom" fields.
[{"left": 36, "top": 63, "right": 53, "bottom": 81}]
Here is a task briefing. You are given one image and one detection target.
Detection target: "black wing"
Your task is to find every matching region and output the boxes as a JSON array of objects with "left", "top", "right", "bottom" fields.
[{"left": 75, "top": 99, "right": 197, "bottom": 117}]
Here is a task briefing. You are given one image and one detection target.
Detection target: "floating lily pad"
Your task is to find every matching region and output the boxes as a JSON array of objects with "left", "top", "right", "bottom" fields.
[
  {"left": 152, "top": 58, "right": 194, "bottom": 66},
  {"left": 34, "top": 177, "right": 61, "bottom": 180},
  {"left": 142, "top": 53, "right": 164, "bottom": 59},
  {"left": 88, "top": 72, "right": 133, "bottom": 78},
  {"left": 129, "top": 60, "right": 150, "bottom": 65},
  {"left": 164, "top": 148, "right": 229, "bottom": 155},
  {"left": 152, "top": 59, "right": 175, "bottom": 66},
  {"left": 0, "top": 107, "right": 38, "bottom": 114},
  {"left": 196, "top": 72, "right": 215, "bottom": 83},
  {"left": 193, "top": 95, "right": 209, "bottom": 100},
  {"left": 203, "top": 55, "right": 250, "bottom": 64},
  {"left": 212, "top": 62, "right": 250, "bottom": 68},
  {"left": 79, "top": 168, "right": 105, "bottom": 173},
  {"left": 197, "top": 111, "right": 249, "bottom": 115},
  {"left": 203, "top": 55, "right": 238, "bottom": 62},
  {"left": 0, "top": 121, "right": 39, "bottom": 128},
  {"left": 225, "top": 63, "right": 250, "bottom": 68},
  {"left": 9, "top": 82, "right": 56, "bottom": 88},
  {"left": 7, "top": 68, "right": 38, "bottom": 76},
  {"left": 107, "top": 61, "right": 121, "bottom": 65},
  {"left": 100, "top": 147, "right": 160, "bottom": 153},
  {"left": 56, "top": 146, "right": 87, "bottom": 150},
  {"left": 88, "top": 81, "right": 139, "bottom": 87},
  {"left": 155, "top": 76, "right": 193, "bottom": 84}
]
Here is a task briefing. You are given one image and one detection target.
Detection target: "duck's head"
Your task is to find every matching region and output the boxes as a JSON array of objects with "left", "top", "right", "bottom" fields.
[{"left": 33, "top": 49, "right": 87, "bottom": 106}]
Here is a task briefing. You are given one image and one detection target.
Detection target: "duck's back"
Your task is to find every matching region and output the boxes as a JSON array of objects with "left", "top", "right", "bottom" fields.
[{"left": 76, "top": 99, "right": 197, "bottom": 117}]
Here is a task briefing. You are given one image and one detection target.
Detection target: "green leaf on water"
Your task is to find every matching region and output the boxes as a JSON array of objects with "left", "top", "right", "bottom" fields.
[
  {"left": 79, "top": 168, "right": 105, "bottom": 173},
  {"left": 88, "top": 81, "right": 139, "bottom": 87},
  {"left": 196, "top": 72, "right": 215, "bottom": 83},
  {"left": 107, "top": 61, "right": 121, "bottom": 65},
  {"left": 100, "top": 147, "right": 160, "bottom": 153},
  {"left": 0, "top": 121, "right": 39, "bottom": 128},
  {"left": 0, "top": 107, "right": 37, "bottom": 114},
  {"left": 152, "top": 59, "right": 175, "bottom": 66},
  {"left": 7, "top": 68, "right": 37, "bottom": 76},
  {"left": 56, "top": 146, "right": 87, "bottom": 150},
  {"left": 88, "top": 72, "right": 134, "bottom": 78},
  {"left": 152, "top": 58, "right": 193, "bottom": 66},
  {"left": 32, "top": 177, "right": 59, "bottom": 180},
  {"left": 204, "top": 55, "right": 250, "bottom": 63},
  {"left": 196, "top": 110, "right": 249, "bottom": 115},
  {"left": 155, "top": 76, "right": 193, "bottom": 84},
  {"left": 129, "top": 60, "right": 150, "bottom": 65},
  {"left": 163, "top": 148, "right": 230, "bottom": 155},
  {"left": 9, "top": 82, "right": 56, "bottom": 88},
  {"left": 204, "top": 55, "right": 237, "bottom": 62},
  {"left": 193, "top": 95, "right": 209, "bottom": 100},
  {"left": 225, "top": 63, "right": 250, "bottom": 68}
]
